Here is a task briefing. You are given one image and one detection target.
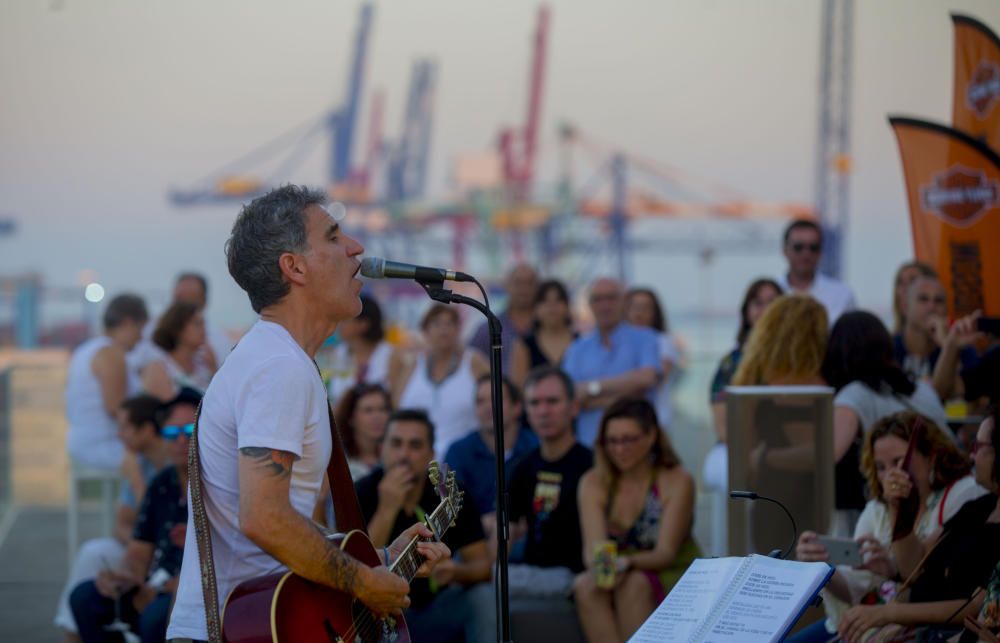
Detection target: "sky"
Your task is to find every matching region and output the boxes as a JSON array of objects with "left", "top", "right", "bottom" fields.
[{"left": 2, "top": 0, "right": 999, "bottom": 341}]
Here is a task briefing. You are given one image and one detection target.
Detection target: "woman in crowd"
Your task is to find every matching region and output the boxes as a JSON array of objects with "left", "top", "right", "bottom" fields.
[
  {"left": 325, "top": 294, "right": 395, "bottom": 405},
  {"left": 66, "top": 294, "right": 149, "bottom": 471},
  {"left": 835, "top": 406, "right": 1000, "bottom": 642},
  {"left": 730, "top": 295, "right": 829, "bottom": 552},
  {"left": 890, "top": 260, "right": 936, "bottom": 333},
  {"left": 703, "top": 278, "right": 782, "bottom": 489},
  {"left": 574, "top": 398, "right": 700, "bottom": 643},
  {"left": 791, "top": 411, "right": 987, "bottom": 642},
  {"left": 821, "top": 310, "right": 949, "bottom": 532},
  {"left": 141, "top": 301, "right": 214, "bottom": 400},
  {"left": 625, "top": 287, "right": 682, "bottom": 432},
  {"left": 334, "top": 383, "right": 392, "bottom": 481},
  {"left": 391, "top": 304, "right": 489, "bottom": 457},
  {"left": 509, "top": 279, "right": 576, "bottom": 389}
]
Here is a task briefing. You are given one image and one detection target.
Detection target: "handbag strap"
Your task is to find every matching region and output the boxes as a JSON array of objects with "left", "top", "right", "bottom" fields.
[{"left": 189, "top": 403, "right": 223, "bottom": 643}]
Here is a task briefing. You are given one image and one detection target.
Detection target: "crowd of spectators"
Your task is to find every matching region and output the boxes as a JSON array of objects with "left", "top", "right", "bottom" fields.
[{"left": 57, "top": 216, "right": 999, "bottom": 642}]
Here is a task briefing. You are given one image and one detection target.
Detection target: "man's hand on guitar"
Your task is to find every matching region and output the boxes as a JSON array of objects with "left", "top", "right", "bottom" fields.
[
  {"left": 389, "top": 522, "right": 451, "bottom": 579},
  {"left": 355, "top": 565, "right": 411, "bottom": 618}
]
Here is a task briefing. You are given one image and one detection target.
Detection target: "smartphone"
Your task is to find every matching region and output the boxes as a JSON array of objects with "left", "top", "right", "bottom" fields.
[
  {"left": 975, "top": 316, "right": 1000, "bottom": 335},
  {"left": 816, "top": 535, "right": 862, "bottom": 566}
]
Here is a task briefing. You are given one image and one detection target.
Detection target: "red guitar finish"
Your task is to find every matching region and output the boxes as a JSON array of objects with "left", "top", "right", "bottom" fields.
[{"left": 221, "top": 463, "right": 462, "bottom": 643}]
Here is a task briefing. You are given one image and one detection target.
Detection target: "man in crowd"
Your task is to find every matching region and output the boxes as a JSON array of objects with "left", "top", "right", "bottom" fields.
[
  {"left": 562, "top": 277, "right": 661, "bottom": 446},
  {"left": 895, "top": 274, "right": 978, "bottom": 399},
  {"left": 445, "top": 375, "right": 539, "bottom": 535},
  {"left": 468, "top": 263, "right": 539, "bottom": 372},
  {"left": 167, "top": 185, "right": 447, "bottom": 643},
  {"left": 55, "top": 393, "right": 173, "bottom": 640},
  {"left": 356, "top": 409, "right": 492, "bottom": 643},
  {"left": 508, "top": 366, "right": 593, "bottom": 597},
  {"left": 69, "top": 390, "right": 200, "bottom": 643},
  {"left": 777, "top": 219, "right": 855, "bottom": 323}
]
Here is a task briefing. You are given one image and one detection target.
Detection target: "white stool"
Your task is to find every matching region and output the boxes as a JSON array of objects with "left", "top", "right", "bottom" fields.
[{"left": 67, "top": 462, "right": 119, "bottom": 571}]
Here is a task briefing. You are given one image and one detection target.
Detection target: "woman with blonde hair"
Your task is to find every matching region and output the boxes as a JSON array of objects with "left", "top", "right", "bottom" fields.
[
  {"left": 731, "top": 294, "right": 828, "bottom": 387},
  {"left": 729, "top": 295, "right": 828, "bottom": 554},
  {"left": 574, "top": 397, "right": 700, "bottom": 643}
]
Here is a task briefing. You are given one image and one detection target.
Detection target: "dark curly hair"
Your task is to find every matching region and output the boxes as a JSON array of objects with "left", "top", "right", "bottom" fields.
[
  {"left": 334, "top": 383, "right": 391, "bottom": 459},
  {"left": 152, "top": 301, "right": 201, "bottom": 353}
]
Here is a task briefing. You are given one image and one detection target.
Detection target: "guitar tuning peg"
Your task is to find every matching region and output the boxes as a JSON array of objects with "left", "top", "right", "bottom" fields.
[{"left": 428, "top": 461, "right": 440, "bottom": 486}]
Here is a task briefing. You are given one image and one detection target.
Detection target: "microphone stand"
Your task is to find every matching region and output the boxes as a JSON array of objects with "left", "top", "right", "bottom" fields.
[{"left": 418, "top": 278, "right": 513, "bottom": 643}]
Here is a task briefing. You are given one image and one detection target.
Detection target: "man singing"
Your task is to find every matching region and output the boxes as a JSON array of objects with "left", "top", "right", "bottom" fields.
[{"left": 167, "top": 185, "right": 448, "bottom": 643}]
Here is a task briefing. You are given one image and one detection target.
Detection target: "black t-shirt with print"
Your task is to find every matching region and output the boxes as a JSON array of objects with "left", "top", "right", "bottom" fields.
[
  {"left": 355, "top": 467, "right": 485, "bottom": 611},
  {"left": 132, "top": 465, "right": 187, "bottom": 577},
  {"left": 508, "top": 443, "right": 593, "bottom": 573}
]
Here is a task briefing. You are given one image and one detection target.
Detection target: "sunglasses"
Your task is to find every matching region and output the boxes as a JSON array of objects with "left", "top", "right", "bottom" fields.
[
  {"left": 162, "top": 423, "right": 195, "bottom": 440},
  {"left": 789, "top": 243, "right": 821, "bottom": 254}
]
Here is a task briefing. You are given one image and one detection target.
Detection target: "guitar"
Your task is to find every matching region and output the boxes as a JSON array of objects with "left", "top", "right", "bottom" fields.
[{"left": 221, "top": 462, "right": 463, "bottom": 643}]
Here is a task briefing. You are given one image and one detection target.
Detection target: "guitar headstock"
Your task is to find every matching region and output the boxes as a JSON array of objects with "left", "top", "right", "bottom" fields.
[{"left": 427, "top": 460, "right": 463, "bottom": 532}]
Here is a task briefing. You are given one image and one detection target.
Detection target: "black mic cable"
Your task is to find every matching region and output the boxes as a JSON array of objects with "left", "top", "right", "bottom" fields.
[{"left": 729, "top": 490, "right": 798, "bottom": 560}]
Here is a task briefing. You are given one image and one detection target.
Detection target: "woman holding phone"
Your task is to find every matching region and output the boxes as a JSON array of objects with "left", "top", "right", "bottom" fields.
[{"left": 789, "top": 411, "right": 986, "bottom": 642}]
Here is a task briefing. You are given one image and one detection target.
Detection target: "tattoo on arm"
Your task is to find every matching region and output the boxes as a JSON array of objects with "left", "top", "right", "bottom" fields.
[
  {"left": 239, "top": 447, "right": 295, "bottom": 479},
  {"left": 310, "top": 522, "right": 360, "bottom": 593}
]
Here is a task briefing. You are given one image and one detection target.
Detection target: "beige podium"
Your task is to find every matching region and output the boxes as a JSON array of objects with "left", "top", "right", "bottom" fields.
[{"left": 725, "top": 385, "right": 835, "bottom": 557}]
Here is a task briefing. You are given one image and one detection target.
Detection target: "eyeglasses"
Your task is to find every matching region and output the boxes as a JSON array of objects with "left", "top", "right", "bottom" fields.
[
  {"left": 162, "top": 423, "right": 195, "bottom": 440},
  {"left": 789, "top": 243, "right": 821, "bottom": 254},
  {"left": 603, "top": 433, "right": 645, "bottom": 448},
  {"left": 971, "top": 440, "right": 994, "bottom": 455}
]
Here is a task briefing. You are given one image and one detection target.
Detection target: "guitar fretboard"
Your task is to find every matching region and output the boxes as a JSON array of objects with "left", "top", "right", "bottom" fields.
[{"left": 389, "top": 498, "right": 455, "bottom": 583}]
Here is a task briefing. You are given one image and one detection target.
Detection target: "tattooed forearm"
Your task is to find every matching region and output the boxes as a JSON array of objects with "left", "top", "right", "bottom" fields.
[
  {"left": 322, "top": 538, "right": 360, "bottom": 594},
  {"left": 239, "top": 447, "right": 294, "bottom": 479}
]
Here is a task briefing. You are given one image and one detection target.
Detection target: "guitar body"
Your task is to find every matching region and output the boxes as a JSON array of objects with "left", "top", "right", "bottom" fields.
[{"left": 222, "top": 530, "right": 410, "bottom": 643}]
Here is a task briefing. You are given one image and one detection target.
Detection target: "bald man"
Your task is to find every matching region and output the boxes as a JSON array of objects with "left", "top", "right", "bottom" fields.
[
  {"left": 467, "top": 263, "right": 539, "bottom": 372},
  {"left": 561, "top": 278, "right": 662, "bottom": 446}
]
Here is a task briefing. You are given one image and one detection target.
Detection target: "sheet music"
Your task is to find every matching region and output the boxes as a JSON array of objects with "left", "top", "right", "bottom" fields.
[
  {"left": 702, "top": 556, "right": 830, "bottom": 643},
  {"left": 629, "top": 555, "right": 831, "bottom": 643},
  {"left": 629, "top": 557, "right": 743, "bottom": 643}
]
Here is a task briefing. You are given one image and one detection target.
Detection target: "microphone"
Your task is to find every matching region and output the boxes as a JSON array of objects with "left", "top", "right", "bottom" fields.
[
  {"left": 729, "top": 490, "right": 798, "bottom": 560},
  {"left": 359, "top": 257, "right": 473, "bottom": 284}
]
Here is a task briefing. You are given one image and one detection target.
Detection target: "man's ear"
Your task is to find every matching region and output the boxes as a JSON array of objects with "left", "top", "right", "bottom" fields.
[{"left": 278, "top": 251, "right": 307, "bottom": 286}]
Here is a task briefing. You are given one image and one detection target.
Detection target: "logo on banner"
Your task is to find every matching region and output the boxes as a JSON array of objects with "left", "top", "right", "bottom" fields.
[
  {"left": 966, "top": 61, "right": 1000, "bottom": 118},
  {"left": 920, "top": 165, "right": 999, "bottom": 227}
]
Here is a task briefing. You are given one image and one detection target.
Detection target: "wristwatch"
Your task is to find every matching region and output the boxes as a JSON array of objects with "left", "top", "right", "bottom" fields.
[{"left": 587, "top": 380, "right": 602, "bottom": 397}]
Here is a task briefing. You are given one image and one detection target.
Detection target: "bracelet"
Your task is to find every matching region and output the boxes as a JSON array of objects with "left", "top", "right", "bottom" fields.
[{"left": 383, "top": 546, "right": 391, "bottom": 566}]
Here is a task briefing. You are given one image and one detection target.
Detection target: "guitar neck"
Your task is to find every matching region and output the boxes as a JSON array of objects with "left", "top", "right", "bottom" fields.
[{"left": 388, "top": 501, "right": 452, "bottom": 583}]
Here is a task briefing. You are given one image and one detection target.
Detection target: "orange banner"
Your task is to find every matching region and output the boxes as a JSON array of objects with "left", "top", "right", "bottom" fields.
[
  {"left": 952, "top": 14, "right": 1000, "bottom": 152},
  {"left": 889, "top": 117, "right": 1000, "bottom": 318}
]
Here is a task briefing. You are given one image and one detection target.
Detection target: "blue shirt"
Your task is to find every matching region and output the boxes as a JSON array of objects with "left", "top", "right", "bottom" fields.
[
  {"left": 444, "top": 426, "right": 540, "bottom": 517},
  {"left": 562, "top": 323, "right": 662, "bottom": 446}
]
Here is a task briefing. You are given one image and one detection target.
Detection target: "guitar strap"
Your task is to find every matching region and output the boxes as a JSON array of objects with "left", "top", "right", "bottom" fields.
[{"left": 189, "top": 387, "right": 366, "bottom": 643}]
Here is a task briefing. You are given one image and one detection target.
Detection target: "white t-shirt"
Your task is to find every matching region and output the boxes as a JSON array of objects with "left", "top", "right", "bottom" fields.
[
  {"left": 166, "top": 321, "right": 332, "bottom": 641},
  {"left": 834, "top": 380, "right": 949, "bottom": 436},
  {"left": 777, "top": 272, "right": 856, "bottom": 324}
]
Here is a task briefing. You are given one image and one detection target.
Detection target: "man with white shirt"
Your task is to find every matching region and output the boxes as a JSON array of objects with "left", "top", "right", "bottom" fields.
[
  {"left": 166, "top": 185, "right": 448, "bottom": 643},
  {"left": 777, "top": 219, "right": 856, "bottom": 324}
]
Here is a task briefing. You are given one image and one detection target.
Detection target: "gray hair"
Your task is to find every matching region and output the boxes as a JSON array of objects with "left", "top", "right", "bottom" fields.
[{"left": 226, "top": 184, "right": 327, "bottom": 313}]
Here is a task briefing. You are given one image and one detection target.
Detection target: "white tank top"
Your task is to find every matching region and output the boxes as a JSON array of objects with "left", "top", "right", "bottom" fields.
[
  {"left": 326, "top": 340, "right": 393, "bottom": 404},
  {"left": 398, "top": 350, "right": 478, "bottom": 458},
  {"left": 65, "top": 336, "right": 120, "bottom": 452}
]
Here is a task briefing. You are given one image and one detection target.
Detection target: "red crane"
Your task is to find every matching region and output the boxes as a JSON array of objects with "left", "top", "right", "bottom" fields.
[{"left": 498, "top": 5, "right": 550, "bottom": 203}]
